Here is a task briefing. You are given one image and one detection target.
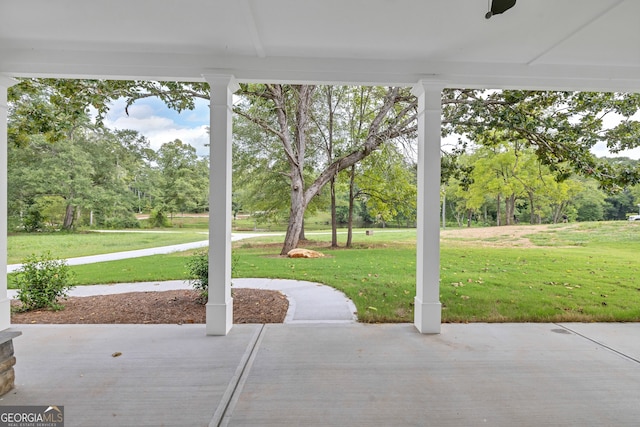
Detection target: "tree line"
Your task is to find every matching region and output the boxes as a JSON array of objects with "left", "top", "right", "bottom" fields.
[
  {"left": 8, "top": 81, "right": 209, "bottom": 230},
  {"left": 7, "top": 79, "right": 640, "bottom": 253},
  {"left": 444, "top": 145, "right": 640, "bottom": 227}
]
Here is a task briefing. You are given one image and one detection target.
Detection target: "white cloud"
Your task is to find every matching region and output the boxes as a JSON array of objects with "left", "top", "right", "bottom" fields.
[
  {"left": 591, "top": 141, "right": 640, "bottom": 160},
  {"left": 100, "top": 96, "right": 639, "bottom": 160},
  {"left": 103, "top": 98, "right": 210, "bottom": 156},
  {"left": 590, "top": 111, "right": 640, "bottom": 160}
]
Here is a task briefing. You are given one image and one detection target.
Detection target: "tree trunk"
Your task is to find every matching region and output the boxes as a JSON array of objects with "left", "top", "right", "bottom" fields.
[
  {"left": 496, "top": 194, "right": 501, "bottom": 226},
  {"left": 441, "top": 187, "right": 446, "bottom": 229},
  {"left": 280, "top": 164, "right": 307, "bottom": 255},
  {"left": 299, "top": 218, "right": 306, "bottom": 241},
  {"left": 326, "top": 87, "right": 338, "bottom": 248},
  {"left": 528, "top": 191, "right": 536, "bottom": 224},
  {"left": 281, "top": 198, "right": 306, "bottom": 255},
  {"left": 346, "top": 165, "right": 356, "bottom": 248},
  {"left": 552, "top": 201, "right": 566, "bottom": 224},
  {"left": 505, "top": 194, "right": 516, "bottom": 225},
  {"left": 277, "top": 85, "right": 314, "bottom": 255},
  {"left": 330, "top": 177, "right": 338, "bottom": 248},
  {"left": 63, "top": 204, "right": 75, "bottom": 230},
  {"left": 455, "top": 209, "right": 463, "bottom": 227}
]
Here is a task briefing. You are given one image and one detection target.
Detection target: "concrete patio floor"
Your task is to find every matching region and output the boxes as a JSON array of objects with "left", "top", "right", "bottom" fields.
[{"left": 2, "top": 322, "right": 640, "bottom": 426}]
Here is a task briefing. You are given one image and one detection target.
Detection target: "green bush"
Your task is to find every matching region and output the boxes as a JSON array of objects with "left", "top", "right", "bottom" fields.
[
  {"left": 12, "top": 252, "right": 75, "bottom": 311},
  {"left": 101, "top": 214, "right": 141, "bottom": 229},
  {"left": 186, "top": 250, "right": 237, "bottom": 303},
  {"left": 22, "top": 207, "right": 45, "bottom": 232},
  {"left": 149, "top": 208, "right": 171, "bottom": 228},
  {"left": 187, "top": 250, "right": 209, "bottom": 302}
]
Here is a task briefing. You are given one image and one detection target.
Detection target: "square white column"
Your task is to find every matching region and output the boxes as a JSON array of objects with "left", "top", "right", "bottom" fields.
[
  {"left": 0, "top": 76, "right": 16, "bottom": 332},
  {"left": 411, "top": 80, "right": 444, "bottom": 334},
  {"left": 203, "top": 74, "right": 239, "bottom": 336}
]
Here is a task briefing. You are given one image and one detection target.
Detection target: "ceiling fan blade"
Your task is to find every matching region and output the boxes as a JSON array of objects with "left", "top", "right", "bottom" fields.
[{"left": 491, "top": 0, "right": 517, "bottom": 15}]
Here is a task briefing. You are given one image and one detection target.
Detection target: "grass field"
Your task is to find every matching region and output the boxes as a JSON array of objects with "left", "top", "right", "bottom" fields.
[
  {"left": 8, "top": 221, "right": 640, "bottom": 323},
  {"left": 231, "top": 223, "right": 640, "bottom": 323},
  {"left": 7, "top": 230, "right": 207, "bottom": 264}
]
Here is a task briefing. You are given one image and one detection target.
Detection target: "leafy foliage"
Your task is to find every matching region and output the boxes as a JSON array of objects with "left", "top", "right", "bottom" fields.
[
  {"left": 356, "top": 147, "right": 417, "bottom": 226},
  {"left": 186, "top": 250, "right": 238, "bottom": 303},
  {"left": 186, "top": 250, "right": 209, "bottom": 302},
  {"left": 12, "top": 252, "right": 75, "bottom": 311},
  {"left": 149, "top": 208, "right": 171, "bottom": 228},
  {"left": 442, "top": 89, "right": 640, "bottom": 191},
  {"left": 155, "top": 139, "right": 209, "bottom": 216}
]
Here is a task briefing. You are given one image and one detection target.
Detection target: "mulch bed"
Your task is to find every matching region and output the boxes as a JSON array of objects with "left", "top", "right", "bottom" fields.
[{"left": 11, "top": 288, "right": 289, "bottom": 325}]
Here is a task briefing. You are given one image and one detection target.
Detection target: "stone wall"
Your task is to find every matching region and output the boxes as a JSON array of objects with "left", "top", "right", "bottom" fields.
[{"left": 0, "top": 330, "right": 21, "bottom": 396}]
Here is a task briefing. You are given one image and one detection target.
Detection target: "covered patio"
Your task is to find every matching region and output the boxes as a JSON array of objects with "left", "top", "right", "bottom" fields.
[
  {"left": 3, "top": 0, "right": 639, "bottom": 336},
  {"left": 3, "top": 322, "right": 640, "bottom": 426},
  {"left": 2, "top": 1, "right": 640, "bottom": 423}
]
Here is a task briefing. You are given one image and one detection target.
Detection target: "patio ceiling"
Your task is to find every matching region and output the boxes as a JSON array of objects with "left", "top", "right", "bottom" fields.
[{"left": 0, "top": 0, "right": 639, "bottom": 91}]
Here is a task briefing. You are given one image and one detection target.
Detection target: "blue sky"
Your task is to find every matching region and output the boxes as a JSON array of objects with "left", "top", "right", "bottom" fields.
[
  {"left": 103, "top": 96, "right": 640, "bottom": 160},
  {"left": 104, "top": 97, "right": 210, "bottom": 156}
]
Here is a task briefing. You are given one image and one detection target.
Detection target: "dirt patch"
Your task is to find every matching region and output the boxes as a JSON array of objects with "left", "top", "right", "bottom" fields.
[
  {"left": 11, "top": 288, "right": 288, "bottom": 325},
  {"left": 440, "top": 224, "right": 555, "bottom": 248}
]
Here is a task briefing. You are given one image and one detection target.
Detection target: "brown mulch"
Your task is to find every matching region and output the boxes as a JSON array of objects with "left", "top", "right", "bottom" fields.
[{"left": 10, "top": 289, "right": 288, "bottom": 325}]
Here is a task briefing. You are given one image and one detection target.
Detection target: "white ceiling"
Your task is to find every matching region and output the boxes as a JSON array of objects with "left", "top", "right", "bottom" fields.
[{"left": 1, "top": 0, "right": 639, "bottom": 91}]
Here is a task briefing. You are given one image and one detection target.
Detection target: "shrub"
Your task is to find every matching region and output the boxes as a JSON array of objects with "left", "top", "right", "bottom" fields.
[
  {"left": 187, "top": 250, "right": 209, "bottom": 302},
  {"left": 101, "top": 214, "right": 141, "bottom": 229},
  {"left": 12, "top": 252, "right": 75, "bottom": 311},
  {"left": 22, "top": 207, "right": 45, "bottom": 232},
  {"left": 149, "top": 208, "right": 171, "bottom": 228},
  {"left": 186, "top": 250, "right": 237, "bottom": 303}
]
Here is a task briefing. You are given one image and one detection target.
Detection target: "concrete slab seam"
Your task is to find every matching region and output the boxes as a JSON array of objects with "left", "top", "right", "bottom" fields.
[
  {"left": 556, "top": 323, "right": 640, "bottom": 365},
  {"left": 209, "top": 324, "right": 265, "bottom": 427},
  {"left": 218, "top": 324, "right": 267, "bottom": 427}
]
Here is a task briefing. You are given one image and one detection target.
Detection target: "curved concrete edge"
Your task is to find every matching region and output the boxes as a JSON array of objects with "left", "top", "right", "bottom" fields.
[{"left": 233, "top": 278, "right": 358, "bottom": 324}]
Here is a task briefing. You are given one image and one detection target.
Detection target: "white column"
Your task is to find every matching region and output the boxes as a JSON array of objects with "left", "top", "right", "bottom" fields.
[
  {"left": 203, "top": 74, "right": 238, "bottom": 336},
  {"left": 411, "top": 80, "right": 444, "bottom": 334},
  {"left": 0, "top": 76, "right": 16, "bottom": 331}
]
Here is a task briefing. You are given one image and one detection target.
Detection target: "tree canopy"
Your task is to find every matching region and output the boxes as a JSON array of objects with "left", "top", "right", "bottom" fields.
[{"left": 7, "top": 78, "right": 640, "bottom": 243}]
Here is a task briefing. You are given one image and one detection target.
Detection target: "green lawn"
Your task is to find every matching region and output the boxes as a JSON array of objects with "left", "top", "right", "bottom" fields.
[
  {"left": 68, "top": 251, "right": 196, "bottom": 284},
  {"left": 9, "top": 221, "right": 640, "bottom": 324},
  {"left": 8, "top": 230, "right": 208, "bottom": 264},
  {"left": 230, "top": 226, "right": 640, "bottom": 323}
]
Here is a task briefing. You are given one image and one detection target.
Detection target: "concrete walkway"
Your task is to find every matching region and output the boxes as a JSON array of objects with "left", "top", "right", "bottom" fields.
[
  {"left": 3, "top": 322, "right": 640, "bottom": 426},
  {"left": 6, "top": 229, "right": 408, "bottom": 272},
  {"left": 234, "top": 278, "right": 357, "bottom": 323},
  {"left": 6, "top": 232, "right": 278, "bottom": 273},
  {"left": 7, "top": 279, "right": 358, "bottom": 324},
  {"left": 7, "top": 240, "right": 208, "bottom": 273}
]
